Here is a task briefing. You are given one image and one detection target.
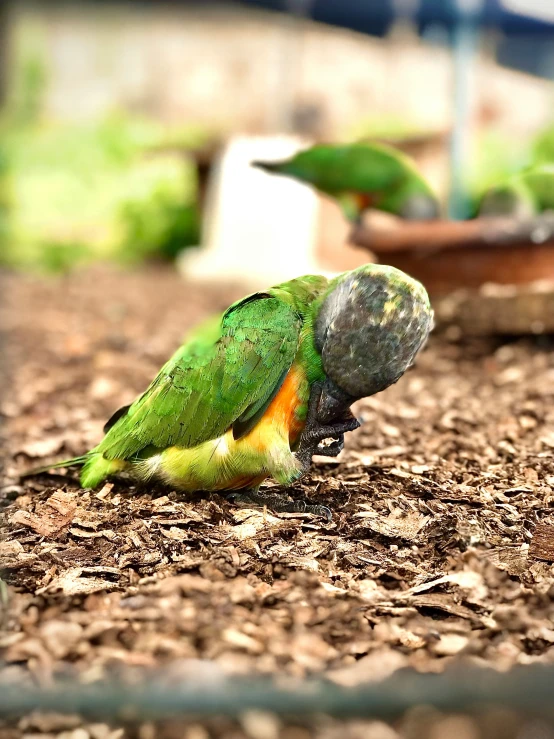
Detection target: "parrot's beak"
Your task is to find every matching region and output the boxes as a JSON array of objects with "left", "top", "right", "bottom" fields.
[
  {"left": 317, "top": 377, "right": 357, "bottom": 424},
  {"left": 251, "top": 160, "right": 281, "bottom": 174}
]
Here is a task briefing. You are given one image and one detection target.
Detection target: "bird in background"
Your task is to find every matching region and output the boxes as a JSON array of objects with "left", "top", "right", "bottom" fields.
[
  {"left": 252, "top": 141, "right": 440, "bottom": 226},
  {"left": 479, "top": 163, "right": 554, "bottom": 219},
  {"left": 26, "top": 263, "right": 433, "bottom": 518}
]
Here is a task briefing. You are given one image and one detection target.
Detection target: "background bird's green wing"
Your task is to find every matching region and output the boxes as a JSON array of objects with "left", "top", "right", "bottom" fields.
[
  {"left": 97, "top": 294, "right": 302, "bottom": 461},
  {"left": 286, "top": 144, "right": 409, "bottom": 194}
]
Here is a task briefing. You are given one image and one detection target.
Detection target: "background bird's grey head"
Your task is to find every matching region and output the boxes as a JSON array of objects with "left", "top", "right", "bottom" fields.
[
  {"left": 314, "top": 265, "right": 433, "bottom": 420},
  {"left": 478, "top": 187, "right": 534, "bottom": 219},
  {"left": 399, "top": 193, "right": 440, "bottom": 221}
]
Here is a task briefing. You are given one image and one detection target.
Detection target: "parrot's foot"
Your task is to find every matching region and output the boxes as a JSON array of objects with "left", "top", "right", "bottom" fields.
[
  {"left": 226, "top": 489, "right": 332, "bottom": 521},
  {"left": 295, "top": 381, "right": 360, "bottom": 470},
  {"left": 316, "top": 435, "right": 345, "bottom": 457}
]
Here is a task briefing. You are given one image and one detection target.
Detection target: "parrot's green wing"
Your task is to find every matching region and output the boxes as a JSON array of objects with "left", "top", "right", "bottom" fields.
[
  {"left": 280, "top": 144, "right": 408, "bottom": 194},
  {"left": 97, "top": 294, "right": 302, "bottom": 461}
]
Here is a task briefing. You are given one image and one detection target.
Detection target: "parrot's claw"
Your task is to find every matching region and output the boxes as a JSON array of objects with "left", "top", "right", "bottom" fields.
[
  {"left": 226, "top": 490, "right": 332, "bottom": 521},
  {"left": 315, "top": 435, "right": 345, "bottom": 457},
  {"left": 296, "top": 417, "right": 359, "bottom": 470},
  {"left": 295, "top": 381, "right": 360, "bottom": 470}
]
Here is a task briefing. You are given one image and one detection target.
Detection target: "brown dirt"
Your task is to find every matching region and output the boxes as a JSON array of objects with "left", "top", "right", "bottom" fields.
[{"left": 2, "top": 266, "right": 554, "bottom": 738}]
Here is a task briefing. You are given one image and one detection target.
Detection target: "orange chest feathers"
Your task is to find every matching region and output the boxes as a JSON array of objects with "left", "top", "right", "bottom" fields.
[
  {"left": 243, "top": 364, "right": 307, "bottom": 450},
  {"left": 354, "top": 192, "right": 377, "bottom": 211}
]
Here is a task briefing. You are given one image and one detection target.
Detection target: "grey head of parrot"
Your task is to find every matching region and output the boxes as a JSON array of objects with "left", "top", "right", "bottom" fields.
[
  {"left": 313, "top": 264, "right": 434, "bottom": 423},
  {"left": 478, "top": 186, "right": 535, "bottom": 219},
  {"left": 399, "top": 193, "right": 440, "bottom": 221}
]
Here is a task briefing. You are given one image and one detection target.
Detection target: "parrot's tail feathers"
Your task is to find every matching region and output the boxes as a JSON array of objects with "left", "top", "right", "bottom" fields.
[
  {"left": 22, "top": 454, "right": 127, "bottom": 489},
  {"left": 251, "top": 160, "right": 282, "bottom": 174},
  {"left": 80, "top": 454, "right": 127, "bottom": 489},
  {"left": 21, "top": 455, "right": 88, "bottom": 479}
]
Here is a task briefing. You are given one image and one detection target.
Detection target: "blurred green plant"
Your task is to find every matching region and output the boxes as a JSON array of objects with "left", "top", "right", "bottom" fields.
[
  {"left": 119, "top": 194, "right": 200, "bottom": 264},
  {"left": 0, "top": 112, "right": 207, "bottom": 272},
  {"left": 10, "top": 52, "right": 47, "bottom": 126},
  {"left": 4, "top": 13, "right": 49, "bottom": 127},
  {"left": 0, "top": 29, "right": 208, "bottom": 271},
  {"left": 465, "top": 130, "right": 532, "bottom": 217},
  {"left": 532, "top": 122, "right": 554, "bottom": 165},
  {"left": 0, "top": 134, "right": 12, "bottom": 258},
  {"left": 465, "top": 121, "right": 554, "bottom": 217}
]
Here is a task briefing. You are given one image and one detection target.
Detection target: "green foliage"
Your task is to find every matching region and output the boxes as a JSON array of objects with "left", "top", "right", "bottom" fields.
[
  {"left": 19, "top": 241, "right": 94, "bottom": 273},
  {"left": 1, "top": 21, "right": 208, "bottom": 272},
  {"left": 0, "top": 113, "right": 207, "bottom": 272},
  {"left": 0, "top": 137, "right": 11, "bottom": 258},
  {"left": 532, "top": 122, "right": 554, "bottom": 165},
  {"left": 465, "top": 131, "right": 532, "bottom": 217},
  {"left": 11, "top": 52, "right": 47, "bottom": 126},
  {"left": 6, "top": 17, "right": 49, "bottom": 128},
  {"left": 464, "top": 122, "right": 554, "bottom": 217},
  {"left": 118, "top": 185, "right": 201, "bottom": 263}
]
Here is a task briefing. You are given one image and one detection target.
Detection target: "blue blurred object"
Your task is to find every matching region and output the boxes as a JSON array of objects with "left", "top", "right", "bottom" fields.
[
  {"left": 237, "top": 0, "right": 554, "bottom": 35},
  {"left": 238, "top": 0, "right": 554, "bottom": 77},
  {"left": 448, "top": 0, "right": 483, "bottom": 221}
]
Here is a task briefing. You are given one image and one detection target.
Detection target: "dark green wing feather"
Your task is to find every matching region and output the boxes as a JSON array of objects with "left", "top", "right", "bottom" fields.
[{"left": 96, "top": 294, "right": 302, "bottom": 461}]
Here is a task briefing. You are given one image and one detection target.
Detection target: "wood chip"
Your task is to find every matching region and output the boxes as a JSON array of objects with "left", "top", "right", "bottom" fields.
[
  {"left": 4, "top": 267, "right": 554, "bottom": 698},
  {"left": 37, "top": 567, "right": 120, "bottom": 596},
  {"left": 530, "top": 521, "right": 554, "bottom": 562},
  {"left": 10, "top": 490, "right": 76, "bottom": 537}
]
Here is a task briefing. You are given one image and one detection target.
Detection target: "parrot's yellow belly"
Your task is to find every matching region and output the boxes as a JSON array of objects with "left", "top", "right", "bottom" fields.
[{"left": 142, "top": 365, "right": 307, "bottom": 491}]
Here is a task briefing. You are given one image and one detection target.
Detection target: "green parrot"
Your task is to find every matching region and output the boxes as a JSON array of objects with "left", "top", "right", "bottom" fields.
[
  {"left": 26, "top": 264, "right": 433, "bottom": 517},
  {"left": 479, "top": 164, "right": 554, "bottom": 218},
  {"left": 252, "top": 142, "right": 439, "bottom": 224}
]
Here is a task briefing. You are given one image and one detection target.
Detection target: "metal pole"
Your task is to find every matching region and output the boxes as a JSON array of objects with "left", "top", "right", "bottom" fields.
[
  {"left": 448, "top": 0, "right": 483, "bottom": 220},
  {"left": 391, "top": 0, "right": 420, "bottom": 27},
  {"left": 2, "top": 667, "right": 554, "bottom": 720}
]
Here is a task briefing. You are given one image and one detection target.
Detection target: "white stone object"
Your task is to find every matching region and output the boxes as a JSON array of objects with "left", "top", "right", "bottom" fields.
[{"left": 179, "top": 135, "right": 329, "bottom": 288}]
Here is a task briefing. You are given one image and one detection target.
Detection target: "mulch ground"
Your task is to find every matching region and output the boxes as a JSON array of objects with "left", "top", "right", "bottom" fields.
[{"left": 2, "top": 265, "right": 554, "bottom": 739}]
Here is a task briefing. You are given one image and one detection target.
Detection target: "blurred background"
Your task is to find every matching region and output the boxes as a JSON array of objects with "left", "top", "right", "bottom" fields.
[
  {"left": 4, "top": 6, "right": 554, "bottom": 737},
  {"left": 0, "top": 0, "right": 553, "bottom": 282}
]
